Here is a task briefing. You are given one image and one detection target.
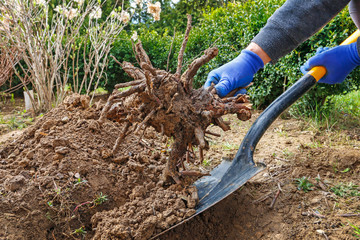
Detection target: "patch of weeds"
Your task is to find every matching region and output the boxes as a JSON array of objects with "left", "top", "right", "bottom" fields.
[
  {"left": 7, "top": 116, "right": 27, "bottom": 130},
  {"left": 73, "top": 192, "right": 109, "bottom": 212},
  {"left": 91, "top": 87, "right": 108, "bottom": 95},
  {"left": 305, "top": 141, "right": 323, "bottom": 149},
  {"left": 74, "top": 176, "right": 88, "bottom": 186},
  {"left": 94, "top": 192, "right": 108, "bottom": 206},
  {"left": 330, "top": 183, "right": 360, "bottom": 198},
  {"left": 45, "top": 212, "right": 53, "bottom": 221},
  {"left": 10, "top": 94, "right": 15, "bottom": 105},
  {"left": 208, "top": 140, "right": 218, "bottom": 146},
  {"left": 277, "top": 130, "right": 288, "bottom": 137},
  {"left": 72, "top": 226, "right": 87, "bottom": 238},
  {"left": 0, "top": 115, "right": 5, "bottom": 124},
  {"left": 295, "top": 176, "right": 314, "bottom": 193},
  {"left": 202, "top": 159, "right": 211, "bottom": 166},
  {"left": 349, "top": 222, "right": 360, "bottom": 238},
  {"left": 341, "top": 168, "right": 351, "bottom": 173},
  {"left": 332, "top": 163, "right": 339, "bottom": 173},
  {"left": 222, "top": 142, "right": 238, "bottom": 151},
  {"left": 282, "top": 148, "right": 294, "bottom": 158}
]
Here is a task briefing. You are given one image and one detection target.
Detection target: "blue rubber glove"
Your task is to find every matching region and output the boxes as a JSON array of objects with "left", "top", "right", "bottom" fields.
[
  {"left": 204, "top": 50, "right": 264, "bottom": 97},
  {"left": 300, "top": 42, "right": 360, "bottom": 84}
]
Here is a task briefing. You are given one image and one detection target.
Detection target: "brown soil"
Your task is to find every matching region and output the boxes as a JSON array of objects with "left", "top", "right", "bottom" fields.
[
  {"left": 0, "top": 94, "right": 198, "bottom": 240},
  {"left": 1, "top": 99, "right": 360, "bottom": 240}
]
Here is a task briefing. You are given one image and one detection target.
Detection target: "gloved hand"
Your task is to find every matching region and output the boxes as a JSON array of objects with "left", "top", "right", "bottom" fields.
[
  {"left": 204, "top": 49, "right": 264, "bottom": 97},
  {"left": 300, "top": 42, "right": 360, "bottom": 84}
]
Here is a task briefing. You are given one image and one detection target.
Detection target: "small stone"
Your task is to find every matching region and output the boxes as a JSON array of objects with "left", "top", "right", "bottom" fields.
[
  {"left": 88, "top": 120, "right": 100, "bottom": 131},
  {"left": 156, "top": 180, "right": 164, "bottom": 187},
  {"left": 128, "top": 161, "right": 144, "bottom": 173},
  {"left": 53, "top": 153, "right": 64, "bottom": 160},
  {"left": 61, "top": 116, "right": 70, "bottom": 123},
  {"left": 4, "top": 175, "right": 26, "bottom": 192},
  {"left": 41, "top": 119, "right": 57, "bottom": 130},
  {"left": 101, "top": 148, "right": 112, "bottom": 159},
  {"left": 316, "top": 230, "right": 325, "bottom": 235},
  {"left": 26, "top": 150, "right": 35, "bottom": 159},
  {"left": 52, "top": 138, "right": 68, "bottom": 148},
  {"left": 55, "top": 147, "right": 69, "bottom": 155},
  {"left": 18, "top": 159, "right": 30, "bottom": 167},
  {"left": 55, "top": 173, "right": 64, "bottom": 179},
  {"left": 113, "top": 156, "right": 129, "bottom": 164},
  {"left": 184, "top": 209, "right": 196, "bottom": 218},
  {"left": 165, "top": 215, "right": 178, "bottom": 226},
  {"left": 310, "top": 195, "right": 322, "bottom": 205},
  {"left": 80, "top": 95, "right": 90, "bottom": 109}
]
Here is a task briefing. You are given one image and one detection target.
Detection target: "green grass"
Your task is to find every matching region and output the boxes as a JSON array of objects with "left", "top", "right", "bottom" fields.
[
  {"left": 202, "top": 159, "right": 211, "bottom": 166},
  {"left": 289, "top": 90, "right": 360, "bottom": 130},
  {"left": 72, "top": 226, "right": 87, "bottom": 237},
  {"left": 349, "top": 222, "right": 360, "bottom": 238},
  {"left": 333, "top": 90, "right": 360, "bottom": 117},
  {"left": 295, "top": 176, "right": 314, "bottom": 193},
  {"left": 93, "top": 192, "right": 108, "bottom": 206},
  {"left": 282, "top": 148, "right": 294, "bottom": 158},
  {"left": 330, "top": 183, "right": 360, "bottom": 198},
  {"left": 222, "top": 142, "right": 238, "bottom": 151},
  {"left": 90, "top": 87, "right": 109, "bottom": 95}
]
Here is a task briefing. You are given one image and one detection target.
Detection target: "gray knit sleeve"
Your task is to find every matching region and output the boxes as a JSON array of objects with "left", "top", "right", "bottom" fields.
[
  {"left": 252, "top": 0, "right": 350, "bottom": 64},
  {"left": 349, "top": 0, "right": 360, "bottom": 28}
]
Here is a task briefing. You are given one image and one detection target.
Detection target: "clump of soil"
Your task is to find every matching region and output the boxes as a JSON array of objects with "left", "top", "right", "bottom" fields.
[{"left": 0, "top": 94, "right": 198, "bottom": 239}]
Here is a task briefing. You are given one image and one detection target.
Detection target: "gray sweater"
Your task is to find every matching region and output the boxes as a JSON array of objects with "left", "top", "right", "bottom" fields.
[{"left": 252, "top": 0, "right": 357, "bottom": 63}]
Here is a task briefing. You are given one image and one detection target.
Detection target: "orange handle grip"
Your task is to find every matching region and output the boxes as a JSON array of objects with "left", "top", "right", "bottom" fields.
[{"left": 308, "top": 29, "right": 360, "bottom": 81}]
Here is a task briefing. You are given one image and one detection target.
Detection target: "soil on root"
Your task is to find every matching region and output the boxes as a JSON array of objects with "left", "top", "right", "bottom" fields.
[{"left": 0, "top": 94, "right": 198, "bottom": 240}]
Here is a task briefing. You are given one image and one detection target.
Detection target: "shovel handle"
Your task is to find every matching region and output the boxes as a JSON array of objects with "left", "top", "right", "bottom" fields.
[
  {"left": 237, "top": 30, "right": 360, "bottom": 165},
  {"left": 308, "top": 29, "right": 360, "bottom": 81}
]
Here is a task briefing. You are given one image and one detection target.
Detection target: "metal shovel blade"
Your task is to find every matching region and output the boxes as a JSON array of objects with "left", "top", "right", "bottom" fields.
[
  {"left": 195, "top": 151, "right": 265, "bottom": 213},
  {"left": 151, "top": 150, "right": 265, "bottom": 239}
]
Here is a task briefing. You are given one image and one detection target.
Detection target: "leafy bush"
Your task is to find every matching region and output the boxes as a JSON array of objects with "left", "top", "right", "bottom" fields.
[
  {"left": 4, "top": 0, "right": 359, "bottom": 118},
  {"left": 109, "top": 0, "right": 360, "bottom": 117}
]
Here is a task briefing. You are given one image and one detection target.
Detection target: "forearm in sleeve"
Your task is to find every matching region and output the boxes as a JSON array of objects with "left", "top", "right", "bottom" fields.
[
  {"left": 252, "top": 0, "right": 350, "bottom": 63},
  {"left": 349, "top": 0, "right": 360, "bottom": 29}
]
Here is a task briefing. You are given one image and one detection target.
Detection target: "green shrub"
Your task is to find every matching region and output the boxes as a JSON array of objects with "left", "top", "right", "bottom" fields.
[
  {"left": 110, "top": 0, "right": 359, "bottom": 118},
  {"left": 333, "top": 90, "right": 360, "bottom": 117},
  {"left": 4, "top": 0, "right": 359, "bottom": 119}
]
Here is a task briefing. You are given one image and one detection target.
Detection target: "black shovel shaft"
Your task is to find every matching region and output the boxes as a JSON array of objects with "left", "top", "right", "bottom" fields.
[{"left": 238, "top": 74, "right": 317, "bottom": 161}]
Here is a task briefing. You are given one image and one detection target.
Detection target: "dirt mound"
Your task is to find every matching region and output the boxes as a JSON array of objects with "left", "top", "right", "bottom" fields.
[{"left": 0, "top": 94, "right": 197, "bottom": 239}]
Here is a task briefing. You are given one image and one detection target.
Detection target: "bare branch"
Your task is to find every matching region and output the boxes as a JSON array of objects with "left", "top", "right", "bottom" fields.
[
  {"left": 135, "top": 41, "right": 154, "bottom": 69},
  {"left": 175, "top": 14, "right": 192, "bottom": 79},
  {"left": 115, "top": 80, "right": 144, "bottom": 89},
  {"left": 113, "top": 122, "right": 131, "bottom": 154},
  {"left": 181, "top": 47, "right": 218, "bottom": 90}
]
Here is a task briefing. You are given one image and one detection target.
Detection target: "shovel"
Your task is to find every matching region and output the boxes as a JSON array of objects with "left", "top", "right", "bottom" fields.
[{"left": 153, "top": 29, "right": 360, "bottom": 238}]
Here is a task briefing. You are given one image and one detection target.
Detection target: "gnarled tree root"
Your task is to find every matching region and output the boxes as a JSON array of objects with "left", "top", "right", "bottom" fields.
[{"left": 100, "top": 15, "right": 252, "bottom": 185}]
